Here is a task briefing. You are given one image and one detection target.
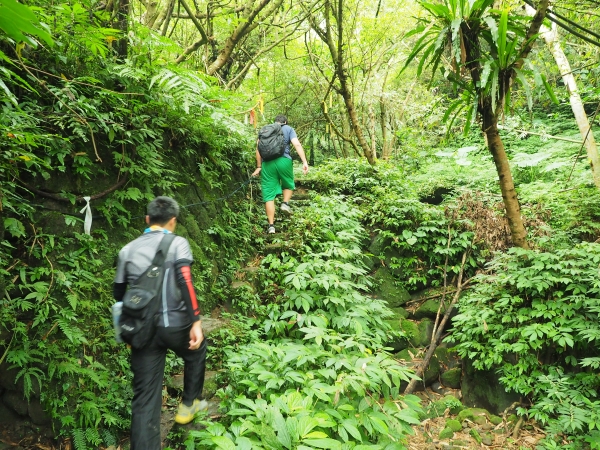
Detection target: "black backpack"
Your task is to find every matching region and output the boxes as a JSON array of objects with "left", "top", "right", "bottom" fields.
[
  {"left": 119, "top": 234, "right": 175, "bottom": 349},
  {"left": 257, "top": 123, "right": 286, "bottom": 161}
]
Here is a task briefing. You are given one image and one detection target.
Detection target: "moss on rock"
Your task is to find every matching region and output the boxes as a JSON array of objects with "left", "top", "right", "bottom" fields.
[
  {"left": 373, "top": 267, "right": 410, "bottom": 307},
  {"left": 414, "top": 299, "right": 446, "bottom": 320},
  {"left": 439, "top": 427, "right": 454, "bottom": 439},
  {"left": 440, "top": 367, "right": 461, "bottom": 389},
  {"left": 410, "top": 318, "right": 434, "bottom": 347},
  {"left": 445, "top": 419, "right": 462, "bottom": 432}
]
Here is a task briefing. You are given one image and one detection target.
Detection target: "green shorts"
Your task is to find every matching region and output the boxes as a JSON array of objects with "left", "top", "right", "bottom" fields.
[{"left": 261, "top": 157, "right": 295, "bottom": 202}]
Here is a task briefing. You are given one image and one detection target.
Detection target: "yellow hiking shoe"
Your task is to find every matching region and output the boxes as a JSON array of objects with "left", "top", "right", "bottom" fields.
[{"left": 174, "top": 399, "right": 208, "bottom": 424}]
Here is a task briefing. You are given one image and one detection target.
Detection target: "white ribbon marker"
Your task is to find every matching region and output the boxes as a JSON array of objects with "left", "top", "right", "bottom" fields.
[{"left": 79, "top": 196, "right": 92, "bottom": 235}]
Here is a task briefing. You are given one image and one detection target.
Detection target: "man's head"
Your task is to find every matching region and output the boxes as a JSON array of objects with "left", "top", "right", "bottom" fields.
[
  {"left": 275, "top": 114, "right": 287, "bottom": 125},
  {"left": 146, "top": 196, "right": 179, "bottom": 230}
]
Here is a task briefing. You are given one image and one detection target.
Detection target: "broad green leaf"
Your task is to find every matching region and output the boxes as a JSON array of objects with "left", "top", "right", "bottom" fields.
[{"left": 211, "top": 435, "right": 236, "bottom": 450}]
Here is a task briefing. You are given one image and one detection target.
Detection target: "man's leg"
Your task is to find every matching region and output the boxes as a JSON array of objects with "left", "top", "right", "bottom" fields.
[
  {"left": 180, "top": 338, "right": 207, "bottom": 405},
  {"left": 130, "top": 337, "right": 167, "bottom": 450},
  {"left": 265, "top": 200, "right": 276, "bottom": 225},
  {"left": 282, "top": 189, "right": 293, "bottom": 203},
  {"left": 161, "top": 326, "right": 207, "bottom": 405},
  {"left": 261, "top": 161, "right": 282, "bottom": 229}
]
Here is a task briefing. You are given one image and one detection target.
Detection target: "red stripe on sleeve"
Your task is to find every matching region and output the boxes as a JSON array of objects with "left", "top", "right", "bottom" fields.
[{"left": 181, "top": 266, "right": 200, "bottom": 315}]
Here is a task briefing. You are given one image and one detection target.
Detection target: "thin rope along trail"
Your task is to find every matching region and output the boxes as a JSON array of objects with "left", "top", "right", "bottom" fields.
[{"left": 28, "top": 178, "right": 257, "bottom": 221}]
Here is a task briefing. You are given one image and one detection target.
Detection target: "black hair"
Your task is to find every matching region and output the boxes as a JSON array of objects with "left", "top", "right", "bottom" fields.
[
  {"left": 147, "top": 196, "right": 179, "bottom": 225},
  {"left": 275, "top": 114, "right": 287, "bottom": 124}
]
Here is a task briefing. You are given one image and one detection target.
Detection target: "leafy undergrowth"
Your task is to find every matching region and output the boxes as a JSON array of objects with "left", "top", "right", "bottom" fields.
[{"left": 185, "top": 195, "right": 422, "bottom": 449}]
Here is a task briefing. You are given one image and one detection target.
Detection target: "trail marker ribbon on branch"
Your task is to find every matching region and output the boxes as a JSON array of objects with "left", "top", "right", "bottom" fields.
[{"left": 79, "top": 196, "right": 92, "bottom": 235}]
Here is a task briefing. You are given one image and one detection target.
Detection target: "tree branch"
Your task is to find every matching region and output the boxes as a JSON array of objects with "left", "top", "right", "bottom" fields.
[
  {"left": 178, "top": 0, "right": 208, "bottom": 43},
  {"left": 18, "top": 173, "right": 129, "bottom": 203}
]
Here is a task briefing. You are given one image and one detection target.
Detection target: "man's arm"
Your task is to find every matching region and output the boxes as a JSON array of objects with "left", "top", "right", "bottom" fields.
[
  {"left": 175, "top": 260, "right": 204, "bottom": 349},
  {"left": 291, "top": 137, "right": 309, "bottom": 175},
  {"left": 251, "top": 144, "right": 262, "bottom": 177}
]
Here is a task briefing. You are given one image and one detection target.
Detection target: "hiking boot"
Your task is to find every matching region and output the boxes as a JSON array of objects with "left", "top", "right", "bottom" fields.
[
  {"left": 267, "top": 225, "right": 276, "bottom": 234},
  {"left": 174, "top": 399, "right": 208, "bottom": 424},
  {"left": 280, "top": 203, "right": 292, "bottom": 215}
]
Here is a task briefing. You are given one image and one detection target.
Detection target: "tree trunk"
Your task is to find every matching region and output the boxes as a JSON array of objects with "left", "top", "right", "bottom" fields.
[
  {"left": 381, "top": 97, "right": 391, "bottom": 159},
  {"left": 528, "top": 7, "right": 600, "bottom": 189},
  {"left": 482, "top": 105, "right": 529, "bottom": 249},
  {"left": 341, "top": 109, "right": 350, "bottom": 158},
  {"left": 116, "top": 0, "right": 129, "bottom": 59},
  {"left": 369, "top": 103, "right": 377, "bottom": 160}
]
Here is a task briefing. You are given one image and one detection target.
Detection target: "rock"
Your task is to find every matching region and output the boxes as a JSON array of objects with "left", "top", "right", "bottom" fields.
[
  {"left": 0, "top": 363, "right": 22, "bottom": 392},
  {"left": 410, "top": 319, "right": 434, "bottom": 347},
  {"left": 202, "top": 371, "right": 219, "bottom": 399},
  {"left": 489, "top": 414, "right": 503, "bottom": 425},
  {"left": 423, "top": 355, "right": 440, "bottom": 386},
  {"left": 430, "top": 381, "right": 444, "bottom": 394},
  {"left": 434, "top": 346, "right": 461, "bottom": 371},
  {"left": 373, "top": 268, "right": 410, "bottom": 307},
  {"left": 414, "top": 299, "right": 446, "bottom": 320},
  {"left": 231, "top": 281, "right": 253, "bottom": 291},
  {"left": 457, "top": 408, "right": 490, "bottom": 426},
  {"left": 385, "top": 318, "right": 418, "bottom": 351},
  {"left": 384, "top": 320, "right": 407, "bottom": 351},
  {"left": 2, "top": 390, "right": 28, "bottom": 416},
  {"left": 481, "top": 433, "right": 494, "bottom": 446},
  {"left": 439, "top": 427, "right": 454, "bottom": 439},
  {"left": 440, "top": 368, "right": 461, "bottom": 389},
  {"left": 391, "top": 307, "right": 409, "bottom": 319},
  {"left": 445, "top": 419, "right": 462, "bottom": 432},
  {"left": 0, "top": 399, "right": 19, "bottom": 423},
  {"left": 201, "top": 318, "right": 228, "bottom": 337},
  {"left": 28, "top": 398, "right": 51, "bottom": 425},
  {"left": 461, "top": 358, "right": 521, "bottom": 415},
  {"left": 168, "top": 371, "right": 218, "bottom": 400},
  {"left": 425, "top": 398, "right": 449, "bottom": 419}
]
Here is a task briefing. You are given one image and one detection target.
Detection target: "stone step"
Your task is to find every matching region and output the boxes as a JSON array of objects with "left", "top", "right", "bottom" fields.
[
  {"left": 160, "top": 397, "right": 222, "bottom": 446},
  {"left": 201, "top": 317, "right": 228, "bottom": 337}
]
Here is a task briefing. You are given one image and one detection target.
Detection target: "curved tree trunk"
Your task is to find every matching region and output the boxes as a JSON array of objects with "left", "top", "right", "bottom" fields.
[{"left": 482, "top": 104, "right": 529, "bottom": 249}]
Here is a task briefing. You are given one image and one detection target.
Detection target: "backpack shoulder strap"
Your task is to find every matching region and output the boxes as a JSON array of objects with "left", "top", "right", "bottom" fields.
[{"left": 152, "top": 234, "right": 176, "bottom": 267}]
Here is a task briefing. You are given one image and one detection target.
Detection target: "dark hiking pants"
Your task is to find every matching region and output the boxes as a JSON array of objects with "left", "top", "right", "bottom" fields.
[{"left": 130, "top": 325, "right": 207, "bottom": 450}]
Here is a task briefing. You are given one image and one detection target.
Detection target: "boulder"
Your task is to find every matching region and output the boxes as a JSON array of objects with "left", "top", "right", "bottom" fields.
[
  {"left": 390, "top": 307, "right": 409, "bottom": 319},
  {"left": 0, "top": 399, "right": 19, "bottom": 423},
  {"left": 461, "top": 359, "right": 521, "bottom": 415},
  {"left": 434, "top": 346, "right": 461, "bottom": 371},
  {"left": 440, "top": 368, "right": 461, "bottom": 389},
  {"left": 410, "top": 319, "right": 434, "bottom": 347},
  {"left": 372, "top": 268, "right": 410, "bottom": 307},
  {"left": 28, "top": 397, "right": 52, "bottom": 425},
  {"left": 385, "top": 318, "right": 416, "bottom": 352},
  {"left": 2, "top": 390, "right": 28, "bottom": 416},
  {"left": 413, "top": 299, "right": 446, "bottom": 320}
]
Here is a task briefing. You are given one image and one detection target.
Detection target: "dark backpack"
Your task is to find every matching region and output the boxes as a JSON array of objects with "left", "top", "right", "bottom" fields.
[
  {"left": 257, "top": 123, "right": 286, "bottom": 161},
  {"left": 119, "top": 234, "right": 175, "bottom": 349}
]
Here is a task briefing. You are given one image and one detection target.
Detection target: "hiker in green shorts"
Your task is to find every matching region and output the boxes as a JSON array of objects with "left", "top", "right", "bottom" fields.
[{"left": 252, "top": 114, "right": 309, "bottom": 234}]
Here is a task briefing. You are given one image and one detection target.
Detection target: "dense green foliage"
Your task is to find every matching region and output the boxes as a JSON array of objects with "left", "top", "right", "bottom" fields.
[
  {"left": 1, "top": 0, "right": 600, "bottom": 449},
  {"left": 186, "top": 196, "right": 422, "bottom": 449},
  {"left": 452, "top": 245, "right": 600, "bottom": 448}
]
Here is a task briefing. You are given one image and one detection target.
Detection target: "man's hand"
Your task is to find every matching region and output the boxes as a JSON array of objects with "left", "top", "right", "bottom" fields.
[
  {"left": 302, "top": 162, "right": 309, "bottom": 175},
  {"left": 251, "top": 167, "right": 262, "bottom": 177},
  {"left": 189, "top": 321, "right": 204, "bottom": 350}
]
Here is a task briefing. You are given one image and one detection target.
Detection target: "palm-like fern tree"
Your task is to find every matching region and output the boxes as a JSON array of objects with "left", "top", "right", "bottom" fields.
[{"left": 405, "top": 0, "right": 550, "bottom": 249}]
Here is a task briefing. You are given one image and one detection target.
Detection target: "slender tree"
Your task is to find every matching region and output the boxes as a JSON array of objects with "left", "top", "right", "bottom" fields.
[{"left": 404, "top": 0, "right": 551, "bottom": 248}]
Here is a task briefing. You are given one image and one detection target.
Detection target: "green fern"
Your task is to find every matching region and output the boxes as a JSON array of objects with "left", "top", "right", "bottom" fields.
[{"left": 71, "top": 429, "right": 87, "bottom": 450}]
